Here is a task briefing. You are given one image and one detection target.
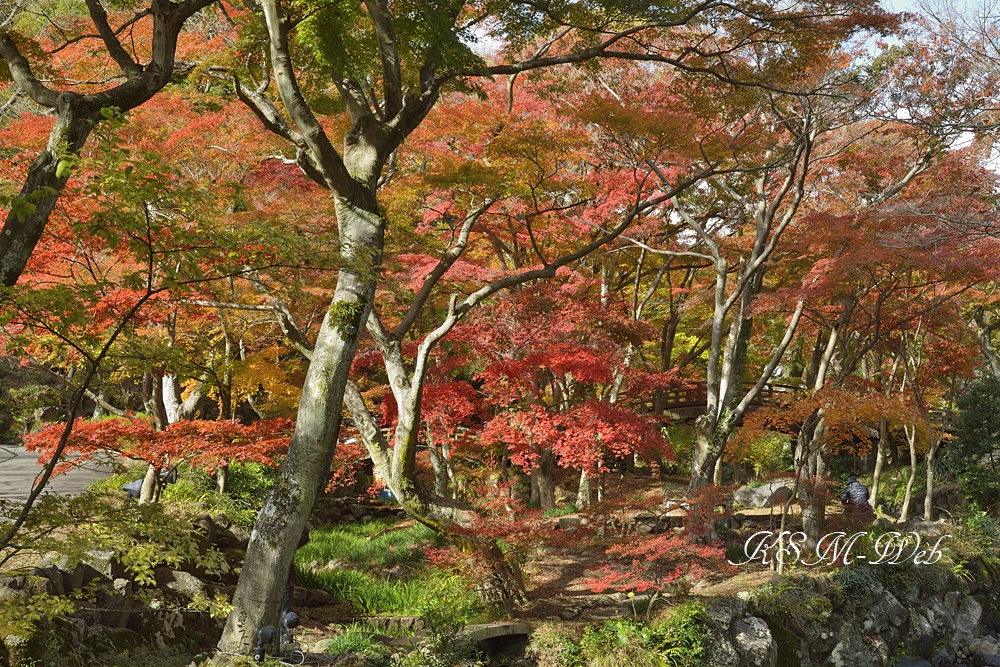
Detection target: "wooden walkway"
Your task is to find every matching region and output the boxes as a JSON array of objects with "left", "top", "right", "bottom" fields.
[
  {"left": 649, "top": 381, "right": 957, "bottom": 431},
  {"left": 0, "top": 444, "right": 118, "bottom": 504}
]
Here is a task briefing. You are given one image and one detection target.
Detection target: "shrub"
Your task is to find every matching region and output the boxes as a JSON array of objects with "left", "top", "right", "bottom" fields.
[
  {"left": 664, "top": 425, "right": 696, "bottom": 475},
  {"left": 542, "top": 504, "right": 578, "bottom": 518},
  {"left": 577, "top": 603, "right": 709, "bottom": 667},
  {"left": 531, "top": 624, "right": 582, "bottom": 667}
]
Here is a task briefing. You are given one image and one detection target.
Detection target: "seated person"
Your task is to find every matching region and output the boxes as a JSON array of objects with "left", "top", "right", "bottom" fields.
[{"left": 840, "top": 475, "right": 871, "bottom": 512}]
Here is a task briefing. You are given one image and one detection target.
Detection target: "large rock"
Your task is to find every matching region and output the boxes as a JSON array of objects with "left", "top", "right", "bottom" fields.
[
  {"left": 293, "top": 586, "right": 335, "bottom": 607},
  {"left": 33, "top": 553, "right": 106, "bottom": 592},
  {"left": 951, "top": 594, "right": 983, "bottom": 649},
  {"left": 705, "top": 635, "right": 741, "bottom": 667},
  {"left": 969, "top": 638, "right": 1000, "bottom": 657},
  {"left": 895, "top": 658, "right": 932, "bottom": 667},
  {"left": 98, "top": 578, "right": 135, "bottom": 628},
  {"left": 734, "top": 482, "right": 793, "bottom": 509},
  {"left": 829, "top": 621, "right": 875, "bottom": 667},
  {"left": 730, "top": 616, "right": 777, "bottom": 667},
  {"left": 906, "top": 612, "right": 937, "bottom": 658},
  {"left": 0, "top": 572, "right": 54, "bottom": 601},
  {"left": 154, "top": 567, "right": 205, "bottom": 599}
]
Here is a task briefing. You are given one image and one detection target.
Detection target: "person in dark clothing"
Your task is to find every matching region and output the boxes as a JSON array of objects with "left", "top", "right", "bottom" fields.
[{"left": 840, "top": 475, "right": 871, "bottom": 511}]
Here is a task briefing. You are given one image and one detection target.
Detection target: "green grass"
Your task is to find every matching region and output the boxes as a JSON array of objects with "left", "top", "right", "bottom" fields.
[
  {"left": 297, "top": 518, "right": 442, "bottom": 570},
  {"left": 542, "top": 503, "right": 579, "bottom": 518},
  {"left": 319, "top": 625, "right": 393, "bottom": 660},
  {"left": 295, "top": 519, "right": 485, "bottom": 621}
]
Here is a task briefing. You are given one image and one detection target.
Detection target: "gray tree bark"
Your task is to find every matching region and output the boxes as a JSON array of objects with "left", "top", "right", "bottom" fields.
[{"left": 217, "top": 195, "right": 383, "bottom": 654}]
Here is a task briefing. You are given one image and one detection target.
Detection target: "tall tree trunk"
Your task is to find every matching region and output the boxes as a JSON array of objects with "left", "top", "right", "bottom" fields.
[
  {"left": 899, "top": 423, "right": 918, "bottom": 523},
  {"left": 576, "top": 469, "right": 591, "bottom": 509},
  {"left": 427, "top": 440, "right": 450, "bottom": 498},
  {"left": 798, "top": 414, "right": 826, "bottom": 550},
  {"left": 162, "top": 373, "right": 183, "bottom": 424},
  {"left": 924, "top": 445, "right": 936, "bottom": 522},
  {"left": 216, "top": 464, "right": 230, "bottom": 494},
  {"left": 145, "top": 367, "right": 170, "bottom": 432},
  {"left": 870, "top": 416, "right": 888, "bottom": 509},
  {"left": 217, "top": 197, "right": 383, "bottom": 655}
]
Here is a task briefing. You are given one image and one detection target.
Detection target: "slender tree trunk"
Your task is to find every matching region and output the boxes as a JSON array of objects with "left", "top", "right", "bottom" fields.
[
  {"left": 428, "top": 443, "right": 450, "bottom": 498},
  {"left": 216, "top": 464, "right": 229, "bottom": 494},
  {"left": 576, "top": 469, "right": 591, "bottom": 509},
  {"left": 690, "top": 411, "right": 735, "bottom": 488},
  {"left": 217, "top": 196, "right": 384, "bottom": 655},
  {"left": 899, "top": 423, "right": 918, "bottom": 523},
  {"left": 870, "top": 416, "right": 888, "bottom": 509},
  {"left": 138, "top": 463, "right": 159, "bottom": 505},
  {"left": 924, "top": 445, "right": 936, "bottom": 522},
  {"left": 799, "top": 415, "right": 826, "bottom": 550},
  {"left": 145, "top": 367, "right": 170, "bottom": 432}
]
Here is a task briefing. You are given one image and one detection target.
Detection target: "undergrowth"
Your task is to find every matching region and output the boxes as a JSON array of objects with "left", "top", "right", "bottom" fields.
[
  {"left": 531, "top": 601, "right": 709, "bottom": 667},
  {"left": 88, "top": 462, "right": 268, "bottom": 530},
  {"left": 295, "top": 519, "right": 484, "bottom": 620}
]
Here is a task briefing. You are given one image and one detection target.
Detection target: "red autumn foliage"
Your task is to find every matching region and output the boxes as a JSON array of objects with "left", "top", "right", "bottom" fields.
[{"left": 23, "top": 417, "right": 293, "bottom": 475}]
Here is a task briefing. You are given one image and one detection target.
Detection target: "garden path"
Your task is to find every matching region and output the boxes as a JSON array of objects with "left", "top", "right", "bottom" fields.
[{"left": 0, "top": 443, "right": 118, "bottom": 504}]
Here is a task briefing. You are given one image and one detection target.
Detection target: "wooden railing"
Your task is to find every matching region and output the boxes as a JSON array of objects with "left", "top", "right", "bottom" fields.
[{"left": 656, "top": 381, "right": 803, "bottom": 410}]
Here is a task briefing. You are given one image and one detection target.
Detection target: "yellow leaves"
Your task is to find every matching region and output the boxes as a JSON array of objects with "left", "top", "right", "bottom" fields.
[{"left": 230, "top": 347, "right": 306, "bottom": 419}]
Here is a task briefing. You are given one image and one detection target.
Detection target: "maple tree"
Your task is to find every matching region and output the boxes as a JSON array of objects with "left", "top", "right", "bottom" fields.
[
  {"left": 0, "top": 0, "right": 223, "bottom": 286},
  {"left": 9, "top": 1, "right": 1000, "bottom": 660},
  {"left": 204, "top": 0, "right": 903, "bottom": 651}
]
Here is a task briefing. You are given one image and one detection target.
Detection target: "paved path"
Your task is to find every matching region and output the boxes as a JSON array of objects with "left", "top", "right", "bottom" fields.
[{"left": 0, "top": 444, "right": 119, "bottom": 504}]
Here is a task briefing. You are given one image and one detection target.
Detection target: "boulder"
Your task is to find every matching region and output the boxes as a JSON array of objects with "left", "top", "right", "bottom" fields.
[
  {"left": 558, "top": 516, "right": 588, "bottom": 531},
  {"left": 154, "top": 567, "right": 205, "bottom": 599},
  {"left": 98, "top": 578, "right": 135, "bottom": 628},
  {"left": 293, "top": 586, "right": 334, "bottom": 607},
  {"left": 828, "top": 621, "right": 875, "bottom": 667},
  {"left": 906, "top": 520, "right": 947, "bottom": 539},
  {"left": 33, "top": 553, "right": 106, "bottom": 592},
  {"left": 932, "top": 644, "right": 957, "bottom": 667},
  {"left": 905, "top": 612, "right": 936, "bottom": 658},
  {"left": 0, "top": 573, "right": 54, "bottom": 601},
  {"left": 729, "top": 616, "right": 777, "bottom": 667},
  {"left": 952, "top": 596, "right": 983, "bottom": 650},
  {"left": 733, "top": 482, "right": 792, "bottom": 509},
  {"left": 706, "top": 598, "right": 748, "bottom": 633},
  {"left": 705, "top": 635, "right": 741, "bottom": 667},
  {"left": 28, "top": 565, "right": 65, "bottom": 597},
  {"left": 969, "top": 638, "right": 1000, "bottom": 657}
]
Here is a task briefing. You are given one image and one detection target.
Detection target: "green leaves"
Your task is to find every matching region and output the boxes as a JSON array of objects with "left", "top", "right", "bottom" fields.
[{"left": 0, "top": 187, "right": 57, "bottom": 223}]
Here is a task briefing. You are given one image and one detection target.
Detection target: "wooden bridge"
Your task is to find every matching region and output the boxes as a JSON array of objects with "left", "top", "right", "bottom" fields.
[
  {"left": 643, "top": 381, "right": 957, "bottom": 433},
  {"left": 647, "top": 381, "right": 802, "bottom": 420}
]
